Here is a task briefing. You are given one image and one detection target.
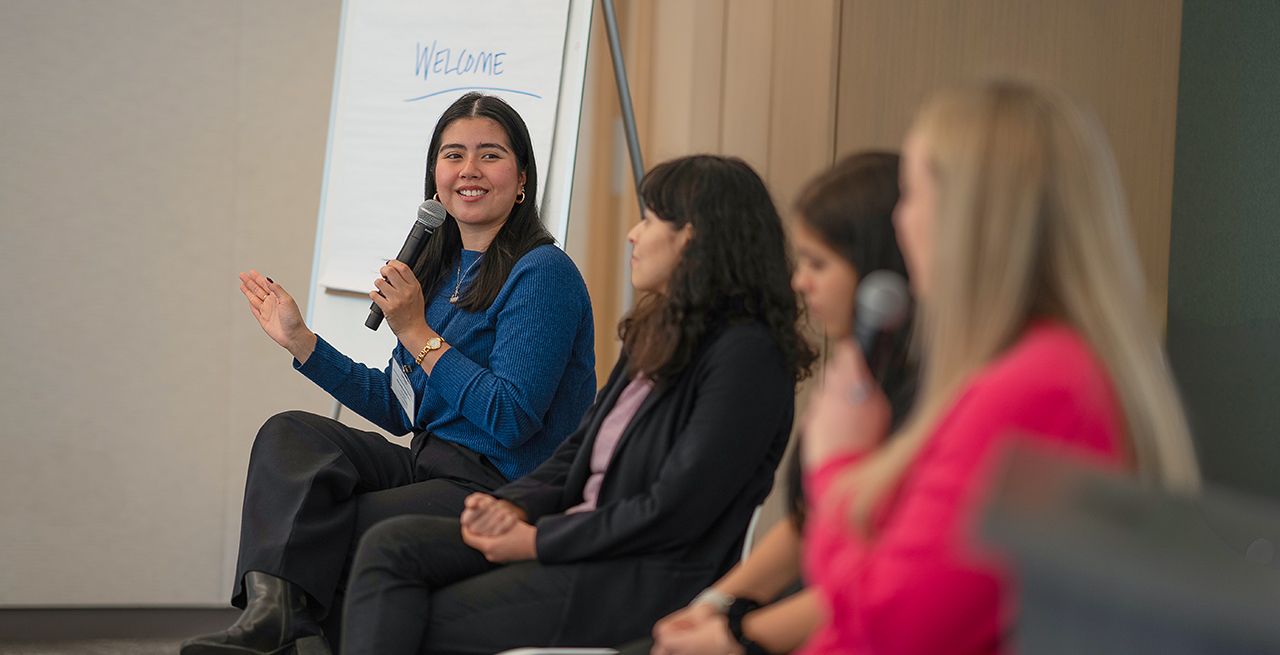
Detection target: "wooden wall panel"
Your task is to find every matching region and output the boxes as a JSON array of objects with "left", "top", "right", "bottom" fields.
[
  {"left": 571, "top": 0, "right": 841, "bottom": 531},
  {"left": 649, "top": 0, "right": 727, "bottom": 158},
  {"left": 766, "top": 0, "right": 843, "bottom": 215},
  {"left": 721, "top": 0, "right": 776, "bottom": 177},
  {"left": 835, "top": 0, "right": 1184, "bottom": 325},
  {"left": 579, "top": 10, "right": 629, "bottom": 376},
  {"left": 577, "top": 0, "right": 841, "bottom": 382}
]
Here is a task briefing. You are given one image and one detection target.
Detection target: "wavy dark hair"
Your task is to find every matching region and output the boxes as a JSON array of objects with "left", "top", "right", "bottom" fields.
[
  {"left": 413, "top": 92, "right": 554, "bottom": 311},
  {"left": 620, "top": 155, "right": 816, "bottom": 385},
  {"left": 786, "top": 151, "right": 918, "bottom": 528}
]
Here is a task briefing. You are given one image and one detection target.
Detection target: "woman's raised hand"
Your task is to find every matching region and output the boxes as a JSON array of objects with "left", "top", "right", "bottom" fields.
[{"left": 239, "top": 270, "right": 316, "bottom": 362}]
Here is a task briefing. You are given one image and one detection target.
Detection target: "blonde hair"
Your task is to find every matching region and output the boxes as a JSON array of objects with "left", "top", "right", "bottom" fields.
[{"left": 844, "top": 80, "right": 1200, "bottom": 532}]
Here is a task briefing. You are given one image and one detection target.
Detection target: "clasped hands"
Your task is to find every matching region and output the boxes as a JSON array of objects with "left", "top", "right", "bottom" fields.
[
  {"left": 651, "top": 602, "right": 741, "bottom": 655},
  {"left": 459, "top": 492, "right": 537, "bottom": 563}
]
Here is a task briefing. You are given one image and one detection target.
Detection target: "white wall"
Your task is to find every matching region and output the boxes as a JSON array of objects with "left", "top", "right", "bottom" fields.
[{"left": 0, "top": 0, "right": 349, "bottom": 605}]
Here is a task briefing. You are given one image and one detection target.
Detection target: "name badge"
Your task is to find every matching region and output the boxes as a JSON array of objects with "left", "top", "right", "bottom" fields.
[{"left": 390, "top": 362, "right": 417, "bottom": 423}]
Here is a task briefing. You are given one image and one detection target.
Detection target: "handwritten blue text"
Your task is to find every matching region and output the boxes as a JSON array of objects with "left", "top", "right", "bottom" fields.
[{"left": 415, "top": 40, "right": 506, "bottom": 80}]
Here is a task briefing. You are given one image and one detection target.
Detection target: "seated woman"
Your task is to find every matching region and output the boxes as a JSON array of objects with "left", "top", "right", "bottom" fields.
[
  {"left": 651, "top": 152, "right": 916, "bottom": 655},
  {"left": 182, "top": 92, "right": 596, "bottom": 654},
  {"left": 800, "top": 80, "right": 1201, "bottom": 655},
  {"left": 338, "top": 154, "right": 818, "bottom": 655}
]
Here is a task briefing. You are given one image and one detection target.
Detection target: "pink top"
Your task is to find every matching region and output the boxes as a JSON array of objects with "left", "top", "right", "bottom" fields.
[
  {"left": 566, "top": 376, "right": 654, "bottom": 514},
  {"left": 799, "top": 323, "right": 1128, "bottom": 655}
]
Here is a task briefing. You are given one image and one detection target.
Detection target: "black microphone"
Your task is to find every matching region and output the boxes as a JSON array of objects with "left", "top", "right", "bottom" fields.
[
  {"left": 853, "top": 270, "right": 911, "bottom": 371},
  {"left": 365, "top": 199, "right": 448, "bottom": 331}
]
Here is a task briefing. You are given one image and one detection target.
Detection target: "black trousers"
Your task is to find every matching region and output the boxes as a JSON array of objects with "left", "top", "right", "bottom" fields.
[
  {"left": 231, "top": 411, "right": 510, "bottom": 643},
  {"left": 341, "top": 515, "right": 581, "bottom": 655}
]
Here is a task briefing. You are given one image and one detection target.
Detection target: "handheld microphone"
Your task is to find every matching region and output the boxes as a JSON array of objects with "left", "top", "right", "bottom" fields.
[
  {"left": 853, "top": 270, "right": 911, "bottom": 371},
  {"left": 365, "top": 199, "right": 448, "bottom": 331}
]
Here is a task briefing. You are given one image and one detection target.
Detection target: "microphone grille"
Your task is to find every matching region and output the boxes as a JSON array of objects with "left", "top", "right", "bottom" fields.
[
  {"left": 417, "top": 199, "right": 447, "bottom": 228},
  {"left": 856, "top": 270, "right": 911, "bottom": 333}
]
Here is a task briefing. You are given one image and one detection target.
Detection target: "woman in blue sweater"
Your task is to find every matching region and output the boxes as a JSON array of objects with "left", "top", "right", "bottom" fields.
[{"left": 182, "top": 93, "right": 596, "bottom": 655}]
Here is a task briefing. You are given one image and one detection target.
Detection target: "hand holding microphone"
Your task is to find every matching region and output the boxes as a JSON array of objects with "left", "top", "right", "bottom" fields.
[
  {"left": 852, "top": 270, "right": 911, "bottom": 377},
  {"left": 369, "top": 259, "right": 427, "bottom": 337},
  {"left": 366, "top": 199, "right": 448, "bottom": 330},
  {"left": 801, "top": 271, "right": 910, "bottom": 468}
]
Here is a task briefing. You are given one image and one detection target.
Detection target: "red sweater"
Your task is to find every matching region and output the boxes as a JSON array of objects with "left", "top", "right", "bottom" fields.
[{"left": 800, "top": 323, "right": 1126, "bottom": 655}]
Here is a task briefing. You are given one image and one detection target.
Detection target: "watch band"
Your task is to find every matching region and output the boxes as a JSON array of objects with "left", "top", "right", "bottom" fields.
[
  {"left": 726, "top": 602, "right": 769, "bottom": 655},
  {"left": 690, "top": 588, "right": 735, "bottom": 614},
  {"left": 415, "top": 336, "right": 444, "bottom": 365}
]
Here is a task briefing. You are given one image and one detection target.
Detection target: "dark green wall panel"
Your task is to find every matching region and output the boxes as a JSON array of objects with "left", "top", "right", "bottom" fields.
[{"left": 1168, "top": 0, "right": 1280, "bottom": 500}]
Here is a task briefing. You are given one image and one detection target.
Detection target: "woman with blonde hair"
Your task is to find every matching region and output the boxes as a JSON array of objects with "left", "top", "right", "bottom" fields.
[{"left": 800, "top": 80, "right": 1200, "bottom": 655}]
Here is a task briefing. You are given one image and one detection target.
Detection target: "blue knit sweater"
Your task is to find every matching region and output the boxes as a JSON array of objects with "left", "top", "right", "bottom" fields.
[{"left": 296, "top": 244, "right": 596, "bottom": 480}]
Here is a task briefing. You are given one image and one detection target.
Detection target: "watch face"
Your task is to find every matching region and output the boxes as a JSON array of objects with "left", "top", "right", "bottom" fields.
[{"left": 428, "top": 337, "right": 443, "bottom": 349}]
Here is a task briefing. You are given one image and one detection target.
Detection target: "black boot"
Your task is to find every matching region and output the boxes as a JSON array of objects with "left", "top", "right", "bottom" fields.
[{"left": 180, "top": 571, "right": 331, "bottom": 655}]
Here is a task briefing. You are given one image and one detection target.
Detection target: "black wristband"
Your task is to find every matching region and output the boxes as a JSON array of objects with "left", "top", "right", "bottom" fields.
[
  {"left": 726, "top": 600, "right": 769, "bottom": 655},
  {"left": 727, "top": 597, "right": 761, "bottom": 623}
]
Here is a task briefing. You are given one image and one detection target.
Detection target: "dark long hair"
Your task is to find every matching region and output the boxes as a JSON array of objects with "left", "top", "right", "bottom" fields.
[
  {"left": 786, "top": 152, "right": 918, "bottom": 528},
  {"left": 413, "top": 92, "right": 554, "bottom": 310},
  {"left": 619, "top": 155, "right": 816, "bottom": 385},
  {"left": 795, "top": 152, "right": 915, "bottom": 417},
  {"left": 795, "top": 152, "right": 909, "bottom": 290}
]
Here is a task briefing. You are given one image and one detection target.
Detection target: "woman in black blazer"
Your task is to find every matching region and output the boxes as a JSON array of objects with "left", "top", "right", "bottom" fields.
[{"left": 338, "top": 155, "right": 817, "bottom": 655}]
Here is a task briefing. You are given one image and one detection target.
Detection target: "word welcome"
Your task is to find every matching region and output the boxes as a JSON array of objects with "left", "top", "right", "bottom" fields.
[{"left": 415, "top": 40, "right": 506, "bottom": 80}]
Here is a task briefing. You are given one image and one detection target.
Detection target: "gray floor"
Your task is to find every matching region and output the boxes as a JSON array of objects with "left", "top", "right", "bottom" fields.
[
  {"left": 0, "top": 608, "right": 238, "bottom": 655},
  {"left": 0, "top": 640, "right": 180, "bottom": 655}
]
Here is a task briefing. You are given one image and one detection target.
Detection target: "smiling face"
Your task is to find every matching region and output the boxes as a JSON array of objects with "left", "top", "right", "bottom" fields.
[
  {"left": 627, "top": 209, "right": 694, "bottom": 294},
  {"left": 791, "top": 219, "right": 860, "bottom": 339},
  {"left": 433, "top": 117, "right": 526, "bottom": 244}
]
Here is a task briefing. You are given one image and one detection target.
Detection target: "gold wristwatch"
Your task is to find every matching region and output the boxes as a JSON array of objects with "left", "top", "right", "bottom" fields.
[{"left": 415, "top": 336, "right": 445, "bottom": 365}]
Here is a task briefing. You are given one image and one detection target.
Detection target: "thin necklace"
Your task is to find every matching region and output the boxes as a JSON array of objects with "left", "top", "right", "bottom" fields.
[{"left": 450, "top": 254, "right": 484, "bottom": 304}]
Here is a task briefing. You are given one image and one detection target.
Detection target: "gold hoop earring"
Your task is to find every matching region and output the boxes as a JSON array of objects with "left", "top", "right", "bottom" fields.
[{"left": 515, "top": 187, "right": 526, "bottom": 205}]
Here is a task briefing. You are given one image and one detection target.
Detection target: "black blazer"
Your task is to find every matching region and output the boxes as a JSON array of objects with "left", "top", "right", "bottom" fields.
[{"left": 494, "top": 322, "right": 795, "bottom": 644}]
